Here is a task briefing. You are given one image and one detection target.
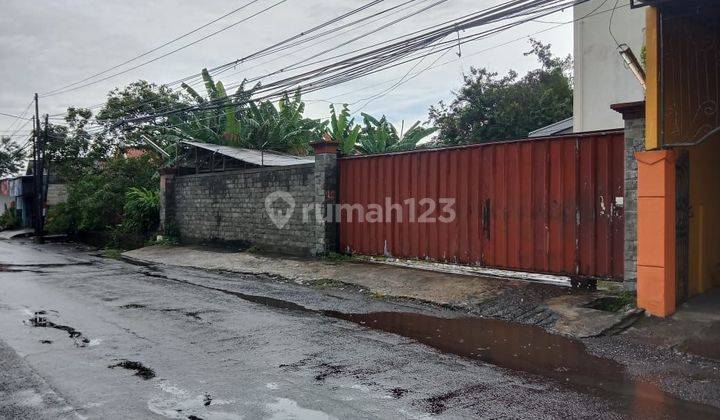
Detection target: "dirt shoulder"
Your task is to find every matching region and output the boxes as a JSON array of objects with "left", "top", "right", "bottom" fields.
[{"left": 123, "top": 245, "right": 639, "bottom": 338}]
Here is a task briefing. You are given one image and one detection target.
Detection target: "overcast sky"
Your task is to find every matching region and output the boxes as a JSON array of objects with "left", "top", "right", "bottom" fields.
[{"left": 0, "top": 0, "right": 579, "bottom": 139}]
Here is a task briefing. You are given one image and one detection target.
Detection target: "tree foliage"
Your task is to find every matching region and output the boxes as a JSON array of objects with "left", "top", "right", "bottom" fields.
[
  {"left": 44, "top": 108, "right": 101, "bottom": 179},
  {"left": 357, "top": 113, "right": 437, "bottom": 154},
  {"left": 45, "top": 155, "right": 158, "bottom": 234},
  {"left": 122, "top": 187, "right": 160, "bottom": 234},
  {"left": 96, "top": 80, "right": 186, "bottom": 150},
  {"left": 326, "top": 105, "right": 435, "bottom": 155},
  {"left": 174, "top": 70, "right": 322, "bottom": 155},
  {"left": 327, "top": 104, "right": 362, "bottom": 155},
  {"left": 0, "top": 136, "right": 24, "bottom": 177},
  {"left": 428, "top": 39, "right": 572, "bottom": 145}
]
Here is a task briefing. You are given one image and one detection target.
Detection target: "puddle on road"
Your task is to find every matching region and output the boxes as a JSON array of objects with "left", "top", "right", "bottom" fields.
[
  {"left": 326, "top": 311, "right": 720, "bottom": 417},
  {"left": 266, "top": 397, "right": 337, "bottom": 420},
  {"left": 148, "top": 382, "right": 239, "bottom": 420},
  {"left": 1, "top": 262, "right": 94, "bottom": 274},
  {"left": 151, "top": 273, "right": 720, "bottom": 418}
]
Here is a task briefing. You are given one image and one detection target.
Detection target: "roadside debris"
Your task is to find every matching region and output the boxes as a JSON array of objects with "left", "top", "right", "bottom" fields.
[
  {"left": 26, "top": 311, "right": 91, "bottom": 347},
  {"left": 108, "top": 359, "right": 156, "bottom": 380},
  {"left": 389, "top": 388, "right": 408, "bottom": 399}
]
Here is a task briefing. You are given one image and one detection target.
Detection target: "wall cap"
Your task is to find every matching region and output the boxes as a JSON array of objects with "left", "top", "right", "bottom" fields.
[
  {"left": 310, "top": 137, "right": 339, "bottom": 155},
  {"left": 634, "top": 149, "right": 676, "bottom": 165},
  {"left": 611, "top": 101, "right": 646, "bottom": 120}
]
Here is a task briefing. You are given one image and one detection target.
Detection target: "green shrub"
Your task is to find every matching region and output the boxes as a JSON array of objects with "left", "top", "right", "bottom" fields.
[
  {"left": 47, "top": 155, "right": 158, "bottom": 236},
  {"left": 0, "top": 203, "right": 19, "bottom": 230},
  {"left": 45, "top": 203, "right": 73, "bottom": 234},
  {"left": 122, "top": 187, "right": 159, "bottom": 234}
]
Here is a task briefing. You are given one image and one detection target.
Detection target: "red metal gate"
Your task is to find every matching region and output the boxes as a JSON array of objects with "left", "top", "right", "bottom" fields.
[{"left": 338, "top": 130, "right": 625, "bottom": 280}]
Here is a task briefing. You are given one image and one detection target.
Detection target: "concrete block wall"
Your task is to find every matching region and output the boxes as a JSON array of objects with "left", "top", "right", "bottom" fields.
[
  {"left": 46, "top": 184, "right": 68, "bottom": 206},
  {"left": 623, "top": 116, "right": 646, "bottom": 289},
  {"left": 167, "top": 164, "right": 318, "bottom": 255}
]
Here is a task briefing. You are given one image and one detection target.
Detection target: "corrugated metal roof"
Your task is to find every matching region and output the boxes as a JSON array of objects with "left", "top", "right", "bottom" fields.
[
  {"left": 182, "top": 141, "right": 314, "bottom": 167},
  {"left": 528, "top": 117, "right": 574, "bottom": 138}
]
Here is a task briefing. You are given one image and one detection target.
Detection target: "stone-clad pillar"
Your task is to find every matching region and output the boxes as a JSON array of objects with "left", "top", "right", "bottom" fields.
[
  {"left": 310, "top": 139, "right": 339, "bottom": 256},
  {"left": 159, "top": 168, "right": 177, "bottom": 237},
  {"left": 611, "top": 101, "right": 646, "bottom": 290}
]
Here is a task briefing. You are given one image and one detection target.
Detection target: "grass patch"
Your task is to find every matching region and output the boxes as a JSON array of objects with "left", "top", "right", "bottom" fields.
[
  {"left": 371, "top": 290, "right": 387, "bottom": 300},
  {"left": 100, "top": 248, "right": 123, "bottom": 259},
  {"left": 246, "top": 245, "right": 264, "bottom": 253},
  {"left": 324, "top": 252, "right": 353, "bottom": 262},
  {"left": 586, "top": 291, "right": 636, "bottom": 312}
]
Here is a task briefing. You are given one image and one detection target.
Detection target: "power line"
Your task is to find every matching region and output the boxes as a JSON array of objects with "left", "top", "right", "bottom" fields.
[
  {"left": 2, "top": 99, "right": 34, "bottom": 133},
  {"left": 46, "top": 0, "right": 394, "bottom": 119},
  {"left": 113, "top": 0, "right": 587, "bottom": 125},
  {"left": 344, "top": 0, "right": 627, "bottom": 111},
  {"left": 205, "top": 0, "right": 425, "bottom": 86},
  {"left": 167, "top": 0, "right": 388, "bottom": 88},
  {"left": 0, "top": 111, "right": 32, "bottom": 120},
  {"left": 39, "top": 0, "right": 266, "bottom": 97},
  {"left": 41, "top": 0, "right": 290, "bottom": 98},
  {"left": 48, "top": 0, "right": 591, "bottom": 136},
  {"left": 45, "top": 0, "right": 390, "bottom": 120},
  {"left": 122, "top": 0, "right": 550, "bottom": 120}
]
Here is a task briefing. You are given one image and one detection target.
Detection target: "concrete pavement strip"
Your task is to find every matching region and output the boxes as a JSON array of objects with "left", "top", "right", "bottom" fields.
[{"left": 123, "top": 245, "right": 642, "bottom": 338}]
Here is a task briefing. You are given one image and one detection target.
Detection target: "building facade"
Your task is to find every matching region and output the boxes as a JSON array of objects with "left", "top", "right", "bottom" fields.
[
  {"left": 573, "top": 0, "right": 646, "bottom": 131},
  {"left": 625, "top": 0, "right": 720, "bottom": 316}
]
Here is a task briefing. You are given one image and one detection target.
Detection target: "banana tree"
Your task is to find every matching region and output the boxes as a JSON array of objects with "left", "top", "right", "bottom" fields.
[
  {"left": 327, "top": 104, "right": 361, "bottom": 155},
  {"left": 357, "top": 113, "right": 437, "bottom": 154},
  {"left": 237, "top": 90, "right": 322, "bottom": 156},
  {"left": 179, "top": 68, "right": 247, "bottom": 145}
]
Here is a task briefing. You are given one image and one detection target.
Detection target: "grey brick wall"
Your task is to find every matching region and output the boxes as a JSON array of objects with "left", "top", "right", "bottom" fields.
[
  {"left": 313, "top": 153, "right": 338, "bottom": 255},
  {"left": 624, "top": 117, "right": 645, "bottom": 289},
  {"left": 161, "top": 160, "right": 344, "bottom": 256}
]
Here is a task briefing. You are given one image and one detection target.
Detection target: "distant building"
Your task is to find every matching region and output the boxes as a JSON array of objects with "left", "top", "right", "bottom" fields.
[
  {"left": 528, "top": 117, "right": 573, "bottom": 137},
  {"left": 118, "top": 143, "right": 151, "bottom": 159},
  {"left": 573, "top": 0, "right": 646, "bottom": 131},
  {"left": 0, "top": 176, "right": 35, "bottom": 227}
]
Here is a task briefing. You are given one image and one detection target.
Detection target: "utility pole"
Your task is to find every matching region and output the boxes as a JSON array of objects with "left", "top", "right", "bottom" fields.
[
  {"left": 41, "top": 114, "right": 49, "bottom": 236},
  {"left": 32, "top": 93, "right": 44, "bottom": 243}
]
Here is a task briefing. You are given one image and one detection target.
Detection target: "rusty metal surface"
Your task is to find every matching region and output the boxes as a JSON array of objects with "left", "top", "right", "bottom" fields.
[
  {"left": 338, "top": 131, "right": 625, "bottom": 280},
  {"left": 660, "top": 9, "right": 720, "bottom": 146},
  {"left": 181, "top": 141, "right": 315, "bottom": 166}
]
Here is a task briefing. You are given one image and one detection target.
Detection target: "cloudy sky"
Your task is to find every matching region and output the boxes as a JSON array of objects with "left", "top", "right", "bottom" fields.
[{"left": 0, "top": 0, "right": 586, "bottom": 138}]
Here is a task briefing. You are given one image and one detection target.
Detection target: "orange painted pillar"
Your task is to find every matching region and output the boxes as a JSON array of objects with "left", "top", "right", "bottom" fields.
[{"left": 635, "top": 150, "right": 677, "bottom": 317}]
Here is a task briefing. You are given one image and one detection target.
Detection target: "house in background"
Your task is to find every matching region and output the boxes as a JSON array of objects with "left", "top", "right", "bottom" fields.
[
  {"left": 0, "top": 178, "right": 13, "bottom": 213},
  {"left": 527, "top": 116, "right": 573, "bottom": 137},
  {"left": 531, "top": 0, "right": 645, "bottom": 135},
  {"left": 573, "top": 0, "right": 646, "bottom": 132},
  {"left": 626, "top": 0, "right": 720, "bottom": 316},
  {"left": 0, "top": 175, "right": 35, "bottom": 228}
]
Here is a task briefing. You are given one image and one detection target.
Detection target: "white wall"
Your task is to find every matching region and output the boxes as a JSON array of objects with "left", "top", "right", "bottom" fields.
[
  {"left": 574, "top": 0, "right": 646, "bottom": 132},
  {"left": 46, "top": 184, "right": 68, "bottom": 206}
]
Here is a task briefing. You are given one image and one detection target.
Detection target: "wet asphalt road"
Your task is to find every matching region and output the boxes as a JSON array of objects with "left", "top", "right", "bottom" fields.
[{"left": 0, "top": 240, "right": 717, "bottom": 419}]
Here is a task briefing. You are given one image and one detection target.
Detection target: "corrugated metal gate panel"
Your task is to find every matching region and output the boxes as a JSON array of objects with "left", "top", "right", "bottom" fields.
[{"left": 338, "top": 131, "right": 625, "bottom": 280}]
